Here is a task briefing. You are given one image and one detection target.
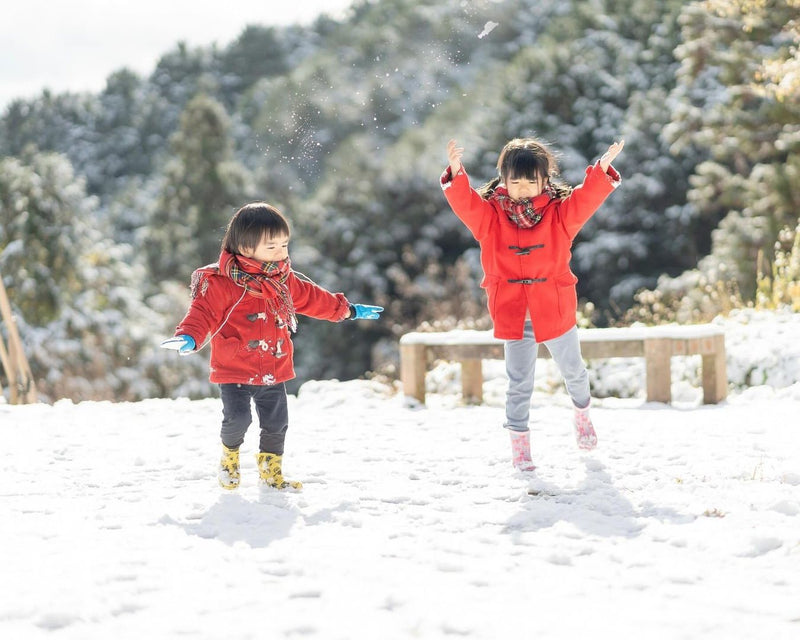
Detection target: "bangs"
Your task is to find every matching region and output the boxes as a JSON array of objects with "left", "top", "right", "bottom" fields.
[
  {"left": 501, "top": 148, "right": 550, "bottom": 182},
  {"left": 239, "top": 214, "right": 289, "bottom": 249},
  {"left": 222, "top": 202, "right": 291, "bottom": 254}
]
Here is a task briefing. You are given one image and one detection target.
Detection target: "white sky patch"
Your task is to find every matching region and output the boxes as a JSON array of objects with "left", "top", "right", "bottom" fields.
[{"left": 0, "top": 0, "right": 355, "bottom": 110}]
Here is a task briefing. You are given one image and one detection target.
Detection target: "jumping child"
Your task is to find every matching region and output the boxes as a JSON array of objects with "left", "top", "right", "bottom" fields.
[{"left": 441, "top": 137, "right": 623, "bottom": 470}]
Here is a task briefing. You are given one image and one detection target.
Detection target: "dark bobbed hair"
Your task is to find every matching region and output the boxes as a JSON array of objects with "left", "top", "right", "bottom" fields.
[
  {"left": 478, "top": 137, "right": 573, "bottom": 199},
  {"left": 221, "top": 202, "right": 291, "bottom": 255}
]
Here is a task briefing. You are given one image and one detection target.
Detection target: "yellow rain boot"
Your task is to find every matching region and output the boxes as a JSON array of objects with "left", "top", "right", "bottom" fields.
[
  {"left": 255, "top": 452, "right": 302, "bottom": 490},
  {"left": 218, "top": 445, "right": 240, "bottom": 490}
]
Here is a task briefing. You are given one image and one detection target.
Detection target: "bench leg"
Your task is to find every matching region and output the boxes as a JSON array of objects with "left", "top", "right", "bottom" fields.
[
  {"left": 400, "top": 343, "right": 427, "bottom": 404},
  {"left": 644, "top": 338, "right": 672, "bottom": 403},
  {"left": 701, "top": 335, "right": 727, "bottom": 404},
  {"left": 460, "top": 359, "right": 483, "bottom": 405}
]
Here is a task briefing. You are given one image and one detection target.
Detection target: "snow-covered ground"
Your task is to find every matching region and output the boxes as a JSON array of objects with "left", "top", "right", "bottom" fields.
[{"left": 2, "top": 309, "right": 799, "bottom": 639}]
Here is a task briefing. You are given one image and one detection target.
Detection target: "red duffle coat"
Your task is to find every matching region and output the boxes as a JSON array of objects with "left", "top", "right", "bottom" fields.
[
  {"left": 175, "top": 266, "right": 350, "bottom": 386},
  {"left": 441, "top": 162, "right": 621, "bottom": 341}
]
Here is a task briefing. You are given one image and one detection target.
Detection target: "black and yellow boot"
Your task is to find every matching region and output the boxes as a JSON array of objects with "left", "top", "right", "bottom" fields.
[
  {"left": 218, "top": 445, "right": 240, "bottom": 490},
  {"left": 255, "top": 452, "right": 302, "bottom": 490}
]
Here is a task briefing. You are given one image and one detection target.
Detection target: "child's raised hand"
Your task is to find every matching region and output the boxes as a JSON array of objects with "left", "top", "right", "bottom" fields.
[
  {"left": 447, "top": 139, "right": 464, "bottom": 175},
  {"left": 600, "top": 140, "right": 624, "bottom": 173}
]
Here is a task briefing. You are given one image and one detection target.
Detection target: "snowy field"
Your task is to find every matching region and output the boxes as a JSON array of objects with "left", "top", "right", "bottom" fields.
[{"left": 2, "top": 309, "right": 799, "bottom": 639}]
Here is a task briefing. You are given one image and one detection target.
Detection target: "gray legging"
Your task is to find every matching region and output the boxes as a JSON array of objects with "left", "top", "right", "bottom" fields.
[{"left": 504, "top": 322, "right": 590, "bottom": 432}]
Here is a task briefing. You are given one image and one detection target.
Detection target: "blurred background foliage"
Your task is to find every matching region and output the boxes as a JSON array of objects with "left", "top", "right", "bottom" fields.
[{"left": 1, "top": 0, "right": 798, "bottom": 401}]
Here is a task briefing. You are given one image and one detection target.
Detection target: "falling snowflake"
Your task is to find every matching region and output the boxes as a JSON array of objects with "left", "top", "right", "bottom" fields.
[{"left": 478, "top": 21, "right": 499, "bottom": 39}]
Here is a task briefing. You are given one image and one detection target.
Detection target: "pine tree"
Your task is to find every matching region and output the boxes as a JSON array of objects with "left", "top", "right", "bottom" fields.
[
  {"left": 664, "top": 0, "right": 800, "bottom": 300},
  {"left": 143, "top": 94, "right": 252, "bottom": 283}
]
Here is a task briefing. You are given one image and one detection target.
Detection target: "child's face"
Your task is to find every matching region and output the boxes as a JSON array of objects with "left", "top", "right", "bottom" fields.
[
  {"left": 505, "top": 175, "right": 546, "bottom": 201},
  {"left": 240, "top": 233, "right": 289, "bottom": 263}
]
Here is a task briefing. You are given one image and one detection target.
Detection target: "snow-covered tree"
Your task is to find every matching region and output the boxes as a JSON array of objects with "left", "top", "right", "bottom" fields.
[
  {"left": 0, "top": 149, "right": 184, "bottom": 402},
  {"left": 0, "top": 149, "right": 96, "bottom": 322},
  {"left": 661, "top": 0, "right": 800, "bottom": 300}
]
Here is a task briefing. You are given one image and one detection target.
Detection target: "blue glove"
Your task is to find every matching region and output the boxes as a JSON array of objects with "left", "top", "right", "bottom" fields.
[
  {"left": 160, "top": 334, "right": 196, "bottom": 355},
  {"left": 349, "top": 304, "right": 383, "bottom": 320}
]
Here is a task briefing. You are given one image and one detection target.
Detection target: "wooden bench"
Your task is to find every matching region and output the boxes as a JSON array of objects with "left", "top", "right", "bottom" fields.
[{"left": 399, "top": 325, "right": 727, "bottom": 405}]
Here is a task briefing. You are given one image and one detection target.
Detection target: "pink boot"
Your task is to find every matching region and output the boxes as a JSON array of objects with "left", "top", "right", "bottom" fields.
[
  {"left": 574, "top": 404, "right": 598, "bottom": 450},
  {"left": 509, "top": 430, "right": 536, "bottom": 471}
]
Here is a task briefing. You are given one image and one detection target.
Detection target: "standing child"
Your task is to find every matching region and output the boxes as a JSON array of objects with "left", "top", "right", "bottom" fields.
[
  {"left": 441, "top": 137, "right": 623, "bottom": 470},
  {"left": 161, "top": 202, "right": 383, "bottom": 490}
]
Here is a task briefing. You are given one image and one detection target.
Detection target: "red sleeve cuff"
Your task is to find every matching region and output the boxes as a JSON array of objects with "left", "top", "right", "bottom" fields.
[
  {"left": 441, "top": 165, "right": 467, "bottom": 190},
  {"left": 440, "top": 166, "right": 453, "bottom": 188}
]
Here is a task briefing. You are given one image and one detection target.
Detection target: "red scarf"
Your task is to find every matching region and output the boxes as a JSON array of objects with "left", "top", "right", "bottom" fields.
[
  {"left": 491, "top": 186, "right": 555, "bottom": 229},
  {"left": 219, "top": 250, "right": 297, "bottom": 332}
]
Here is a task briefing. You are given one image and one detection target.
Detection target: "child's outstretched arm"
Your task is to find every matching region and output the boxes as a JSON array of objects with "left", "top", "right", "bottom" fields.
[
  {"left": 600, "top": 140, "right": 624, "bottom": 173},
  {"left": 289, "top": 274, "right": 383, "bottom": 322},
  {"left": 442, "top": 138, "right": 496, "bottom": 241},
  {"left": 558, "top": 139, "right": 624, "bottom": 238}
]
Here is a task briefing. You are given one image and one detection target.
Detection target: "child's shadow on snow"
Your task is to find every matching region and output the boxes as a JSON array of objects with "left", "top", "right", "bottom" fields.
[
  {"left": 504, "top": 458, "right": 690, "bottom": 539},
  {"left": 167, "top": 491, "right": 298, "bottom": 548}
]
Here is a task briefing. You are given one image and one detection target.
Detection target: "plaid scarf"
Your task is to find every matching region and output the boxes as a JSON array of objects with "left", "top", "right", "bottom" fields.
[
  {"left": 219, "top": 250, "right": 297, "bottom": 332},
  {"left": 491, "top": 186, "right": 555, "bottom": 229}
]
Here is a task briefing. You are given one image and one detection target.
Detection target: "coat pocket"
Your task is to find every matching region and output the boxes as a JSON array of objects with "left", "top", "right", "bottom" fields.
[
  {"left": 480, "top": 274, "right": 501, "bottom": 317},
  {"left": 213, "top": 334, "right": 242, "bottom": 364},
  {"left": 554, "top": 272, "right": 578, "bottom": 318}
]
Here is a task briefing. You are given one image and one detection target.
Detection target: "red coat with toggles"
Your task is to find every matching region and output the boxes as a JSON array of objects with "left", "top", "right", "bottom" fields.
[
  {"left": 175, "top": 266, "right": 350, "bottom": 386},
  {"left": 441, "top": 162, "right": 621, "bottom": 341}
]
